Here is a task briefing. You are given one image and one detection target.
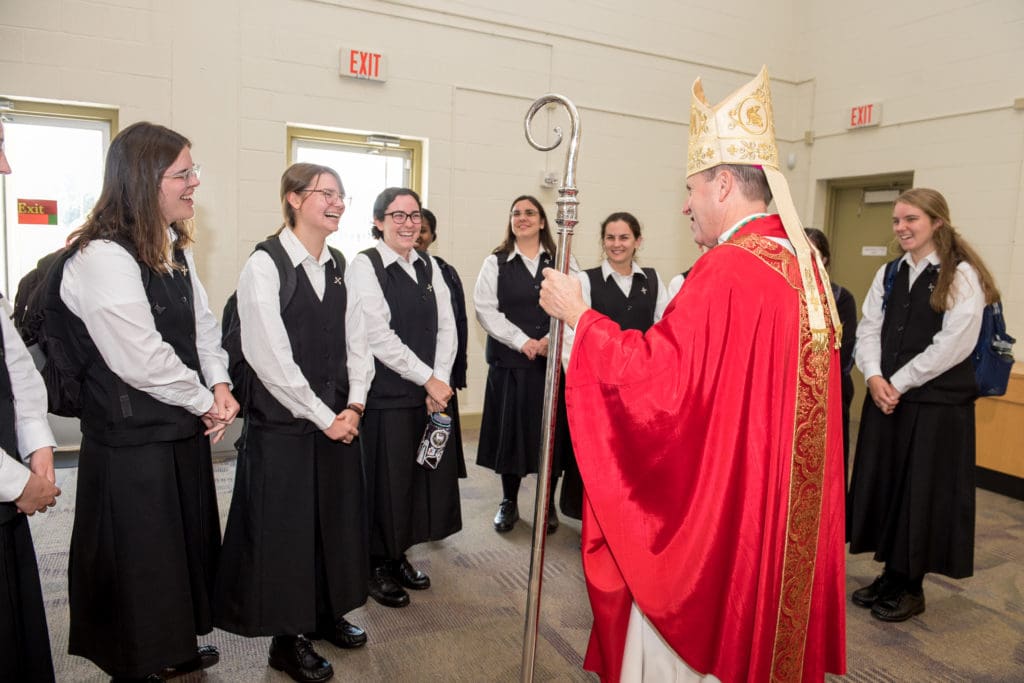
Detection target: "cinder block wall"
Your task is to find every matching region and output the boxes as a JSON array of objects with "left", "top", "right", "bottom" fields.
[{"left": 2, "top": 0, "right": 1020, "bottom": 413}]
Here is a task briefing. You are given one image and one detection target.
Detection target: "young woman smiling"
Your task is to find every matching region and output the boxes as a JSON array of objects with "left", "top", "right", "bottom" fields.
[
  {"left": 848, "top": 188, "right": 1001, "bottom": 623},
  {"left": 349, "top": 187, "right": 461, "bottom": 610},
  {"left": 214, "top": 163, "right": 373, "bottom": 683}
]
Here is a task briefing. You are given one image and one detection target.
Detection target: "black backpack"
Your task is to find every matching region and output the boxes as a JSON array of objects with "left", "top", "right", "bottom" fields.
[
  {"left": 881, "top": 258, "right": 1016, "bottom": 397},
  {"left": 221, "top": 237, "right": 345, "bottom": 415},
  {"left": 14, "top": 245, "right": 126, "bottom": 417}
]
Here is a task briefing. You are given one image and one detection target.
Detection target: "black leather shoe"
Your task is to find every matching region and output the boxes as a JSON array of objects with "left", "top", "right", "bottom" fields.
[
  {"left": 852, "top": 574, "right": 898, "bottom": 608},
  {"left": 546, "top": 506, "right": 559, "bottom": 534},
  {"left": 164, "top": 644, "right": 219, "bottom": 677},
  {"left": 110, "top": 675, "right": 165, "bottom": 682},
  {"left": 268, "top": 635, "right": 334, "bottom": 683},
  {"left": 367, "top": 565, "right": 410, "bottom": 608},
  {"left": 871, "top": 589, "right": 925, "bottom": 622},
  {"left": 393, "top": 556, "right": 430, "bottom": 590},
  {"left": 494, "top": 498, "right": 519, "bottom": 533},
  {"left": 311, "top": 617, "right": 367, "bottom": 649}
]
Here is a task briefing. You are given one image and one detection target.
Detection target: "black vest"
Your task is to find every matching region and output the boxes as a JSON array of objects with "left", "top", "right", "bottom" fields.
[
  {"left": 0, "top": 320, "right": 21, "bottom": 524},
  {"left": 247, "top": 257, "right": 350, "bottom": 433},
  {"left": 65, "top": 247, "right": 205, "bottom": 446},
  {"left": 587, "top": 266, "right": 658, "bottom": 332},
  {"left": 485, "top": 251, "right": 551, "bottom": 369},
  {"left": 364, "top": 248, "right": 438, "bottom": 409},
  {"left": 880, "top": 261, "right": 976, "bottom": 404}
]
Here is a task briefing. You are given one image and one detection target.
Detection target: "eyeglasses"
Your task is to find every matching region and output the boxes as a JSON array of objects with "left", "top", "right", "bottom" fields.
[
  {"left": 164, "top": 164, "right": 201, "bottom": 183},
  {"left": 511, "top": 209, "right": 539, "bottom": 218},
  {"left": 303, "top": 188, "right": 346, "bottom": 204},
  {"left": 384, "top": 211, "right": 423, "bottom": 225}
]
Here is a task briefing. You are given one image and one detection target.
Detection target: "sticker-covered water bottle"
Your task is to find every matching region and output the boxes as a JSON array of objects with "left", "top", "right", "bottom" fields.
[{"left": 416, "top": 412, "right": 452, "bottom": 470}]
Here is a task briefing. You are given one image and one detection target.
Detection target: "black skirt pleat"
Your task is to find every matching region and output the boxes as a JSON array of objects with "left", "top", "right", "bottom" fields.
[
  {"left": 68, "top": 431, "right": 220, "bottom": 678},
  {"left": 476, "top": 365, "right": 570, "bottom": 477},
  {"left": 0, "top": 514, "right": 56, "bottom": 683},
  {"left": 362, "top": 407, "right": 462, "bottom": 560},
  {"left": 847, "top": 397, "right": 976, "bottom": 579},
  {"left": 214, "top": 427, "right": 368, "bottom": 636}
]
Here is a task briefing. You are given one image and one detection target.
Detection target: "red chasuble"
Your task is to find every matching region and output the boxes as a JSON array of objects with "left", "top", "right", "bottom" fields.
[{"left": 566, "top": 215, "right": 846, "bottom": 682}]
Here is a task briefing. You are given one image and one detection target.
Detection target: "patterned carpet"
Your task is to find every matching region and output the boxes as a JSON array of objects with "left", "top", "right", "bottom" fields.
[{"left": 26, "top": 432, "right": 1024, "bottom": 682}]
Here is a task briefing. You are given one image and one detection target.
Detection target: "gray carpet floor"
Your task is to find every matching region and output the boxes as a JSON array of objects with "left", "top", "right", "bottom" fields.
[{"left": 27, "top": 432, "right": 1024, "bottom": 682}]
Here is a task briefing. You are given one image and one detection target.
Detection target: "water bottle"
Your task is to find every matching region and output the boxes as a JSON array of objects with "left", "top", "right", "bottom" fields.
[{"left": 416, "top": 412, "right": 452, "bottom": 470}]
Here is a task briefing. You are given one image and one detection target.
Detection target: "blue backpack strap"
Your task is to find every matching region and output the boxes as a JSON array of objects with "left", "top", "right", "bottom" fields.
[{"left": 881, "top": 257, "right": 901, "bottom": 311}]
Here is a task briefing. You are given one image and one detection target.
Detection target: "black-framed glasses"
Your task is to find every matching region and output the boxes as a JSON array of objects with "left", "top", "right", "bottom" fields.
[
  {"left": 303, "top": 188, "right": 346, "bottom": 203},
  {"left": 164, "top": 164, "right": 201, "bottom": 183},
  {"left": 384, "top": 210, "right": 423, "bottom": 225}
]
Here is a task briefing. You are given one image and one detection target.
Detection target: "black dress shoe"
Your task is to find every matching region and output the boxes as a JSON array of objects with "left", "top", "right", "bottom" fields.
[
  {"left": 546, "top": 506, "right": 559, "bottom": 534},
  {"left": 311, "top": 617, "right": 367, "bottom": 649},
  {"left": 852, "top": 574, "right": 898, "bottom": 608},
  {"left": 393, "top": 557, "right": 430, "bottom": 590},
  {"left": 871, "top": 589, "right": 925, "bottom": 622},
  {"left": 110, "top": 675, "right": 165, "bottom": 682},
  {"left": 268, "top": 635, "right": 334, "bottom": 683},
  {"left": 494, "top": 498, "right": 519, "bottom": 532},
  {"left": 367, "top": 564, "right": 410, "bottom": 608},
  {"left": 164, "top": 644, "right": 220, "bottom": 676}
]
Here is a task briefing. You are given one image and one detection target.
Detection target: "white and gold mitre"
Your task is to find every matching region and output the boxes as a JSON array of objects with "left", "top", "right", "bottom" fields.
[
  {"left": 687, "top": 65, "right": 778, "bottom": 178},
  {"left": 686, "top": 65, "right": 841, "bottom": 351}
]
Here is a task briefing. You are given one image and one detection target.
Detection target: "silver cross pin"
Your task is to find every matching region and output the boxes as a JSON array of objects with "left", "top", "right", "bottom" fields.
[
  {"left": 426, "top": 284, "right": 433, "bottom": 292},
  {"left": 641, "top": 286, "right": 647, "bottom": 295},
  {"left": 334, "top": 276, "right": 344, "bottom": 285}
]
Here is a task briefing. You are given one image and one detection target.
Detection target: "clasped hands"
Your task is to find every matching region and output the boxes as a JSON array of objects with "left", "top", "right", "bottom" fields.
[
  {"left": 15, "top": 446, "right": 61, "bottom": 515},
  {"left": 201, "top": 382, "right": 241, "bottom": 444},
  {"left": 867, "top": 375, "right": 900, "bottom": 415}
]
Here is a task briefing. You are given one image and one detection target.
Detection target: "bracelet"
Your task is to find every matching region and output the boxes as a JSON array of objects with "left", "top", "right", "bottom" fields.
[{"left": 346, "top": 403, "right": 364, "bottom": 417}]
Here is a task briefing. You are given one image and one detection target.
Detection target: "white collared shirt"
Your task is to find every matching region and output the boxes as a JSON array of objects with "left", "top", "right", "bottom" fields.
[
  {"left": 348, "top": 240, "right": 456, "bottom": 386},
  {"left": 237, "top": 228, "right": 374, "bottom": 430},
  {"left": 855, "top": 251, "right": 985, "bottom": 394},
  {"left": 576, "top": 260, "right": 668, "bottom": 322},
  {"left": 0, "top": 307, "right": 57, "bottom": 502},
  {"left": 474, "top": 244, "right": 579, "bottom": 352},
  {"left": 60, "top": 237, "right": 230, "bottom": 416}
]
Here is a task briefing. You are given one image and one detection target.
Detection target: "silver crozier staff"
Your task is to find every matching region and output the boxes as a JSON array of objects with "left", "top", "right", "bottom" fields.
[{"left": 520, "top": 94, "right": 581, "bottom": 683}]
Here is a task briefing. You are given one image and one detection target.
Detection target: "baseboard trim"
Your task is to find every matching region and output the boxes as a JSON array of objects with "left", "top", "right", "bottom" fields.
[{"left": 976, "top": 466, "right": 1024, "bottom": 501}]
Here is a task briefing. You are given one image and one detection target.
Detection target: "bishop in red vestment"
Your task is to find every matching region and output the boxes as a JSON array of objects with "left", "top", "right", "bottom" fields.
[{"left": 539, "top": 67, "right": 846, "bottom": 682}]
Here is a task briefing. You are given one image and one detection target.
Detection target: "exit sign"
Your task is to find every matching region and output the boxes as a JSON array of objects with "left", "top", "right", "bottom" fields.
[
  {"left": 340, "top": 48, "right": 386, "bottom": 82},
  {"left": 848, "top": 102, "right": 881, "bottom": 129}
]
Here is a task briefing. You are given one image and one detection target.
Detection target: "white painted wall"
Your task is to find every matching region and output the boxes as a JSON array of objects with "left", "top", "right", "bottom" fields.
[{"left": 2, "top": 0, "right": 1021, "bottom": 413}]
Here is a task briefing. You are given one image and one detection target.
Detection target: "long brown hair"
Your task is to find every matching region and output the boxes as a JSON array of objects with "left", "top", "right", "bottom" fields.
[
  {"left": 896, "top": 188, "right": 1000, "bottom": 310},
  {"left": 275, "top": 162, "right": 344, "bottom": 235},
  {"left": 70, "top": 122, "right": 194, "bottom": 272},
  {"left": 492, "top": 195, "right": 557, "bottom": 258}
]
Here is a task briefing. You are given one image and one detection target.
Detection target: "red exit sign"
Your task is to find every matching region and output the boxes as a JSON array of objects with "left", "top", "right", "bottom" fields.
[
  {"left": 340, "top": 48, "right": 386, "bottom": 82},
  {"left": 848, "top": 102, "right": 881, "bottom": 129}
]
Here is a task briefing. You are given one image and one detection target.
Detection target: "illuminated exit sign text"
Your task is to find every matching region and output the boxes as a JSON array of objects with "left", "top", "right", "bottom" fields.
[
  {"left": 848, "top": 102, "right": 882, "bottom": 129},
  {"left": 340, "top": 48, "right": 386, "bottom": 82}
]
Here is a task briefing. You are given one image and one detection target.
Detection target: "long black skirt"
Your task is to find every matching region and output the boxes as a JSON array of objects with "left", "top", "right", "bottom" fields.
[
  {"left": 362, "top": 406, "right": 462, "bottom": 560},
  {"left": 0, "top": 513, "right": 55, "bottom": 683},
  {"left": 847, "top": 397, "right": 976, "bottom": 579},
  {"left": 214, "top": 425, "right": 368, "bottom": 636},
  {"left": 476, "top": 364, "right": 569, "bottom": 477},
  {"left": 68, "top": 431, "right": 220, "bottom": 678}
]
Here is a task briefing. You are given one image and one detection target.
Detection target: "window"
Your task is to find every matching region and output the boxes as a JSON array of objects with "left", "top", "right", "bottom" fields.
[
  {"left": 0, "top": 100, "right": 116, "bottom": 295},
  {"left": 288, "top": 127, "right": 424, "bottom": 261}
]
